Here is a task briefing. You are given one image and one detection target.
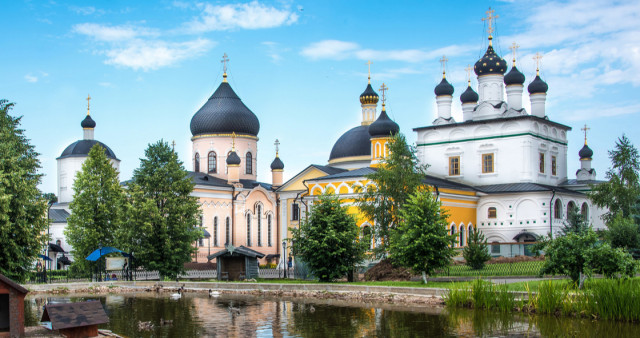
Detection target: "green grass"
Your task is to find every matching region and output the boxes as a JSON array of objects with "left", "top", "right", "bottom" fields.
[{"left": 434, "top": 261, "right": 544, "bottom": 277}]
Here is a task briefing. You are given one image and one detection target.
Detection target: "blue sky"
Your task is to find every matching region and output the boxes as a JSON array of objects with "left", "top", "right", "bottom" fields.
[{"left": 2, "top": 0, "right": 639, "bottom": 194}]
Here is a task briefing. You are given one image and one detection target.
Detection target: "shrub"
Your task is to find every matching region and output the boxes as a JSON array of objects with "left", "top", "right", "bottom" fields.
[{"left": 463, "top": 229, "right": 491, "bottom": 270}]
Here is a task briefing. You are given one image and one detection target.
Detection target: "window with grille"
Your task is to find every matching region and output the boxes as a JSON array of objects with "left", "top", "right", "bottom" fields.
[
  {"left": 482, "top": 153, "right": 494, "bottom": 173},
  {"left": 267, "top": 215, "right": 272, "bottom": 247},
  {"left": 213, "top": 217, "right": 218, "bottom": 247},
  {"left": 246, "top": 213, "right": 252, "bottom": 246},
  {"left": 449, "top": 156, "right": 460, "bottom": 176},
  {"left": 292, "top": 203, "right": 300, "bottom": 221},
  {"left": 488, "top": 207, "right": 497, "bottom": 218},
  {"left": 246, "top": 152, "right": 252, "bottom": 174},
  {"left": 208, "top": 151, "right": 217, "bottom": 173},
  {"left": 539, "top": 153, "right": 545, "bottom": 173},
  {"left": 194, "top": 153, "right": 200, "bottom": 173},
  {"left": 257, "top": 205, "right": 262, "bottom": 246},
  {"left": 551, "top": 156, "right": 557, "bottom": 176},
  {"left": 225, "top": 217, "right": 230, "bottom": 245}
]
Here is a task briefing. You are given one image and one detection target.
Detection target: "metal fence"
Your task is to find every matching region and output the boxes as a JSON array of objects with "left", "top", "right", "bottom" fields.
[{"left": 433, "top": 260, "right": 545, "bottom": 277}]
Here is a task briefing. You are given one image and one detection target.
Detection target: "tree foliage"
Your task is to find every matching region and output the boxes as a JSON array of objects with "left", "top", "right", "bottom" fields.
[
  {"left": 0, "top": 100, "right": 48, "bottom": 281},
  {"left": 118, "top": 140, "right": 200, "bottom": 279},
  {"left": 463, "top": 228, "right": 492, "bottom": 270},
  {"left": 356, "top": 133, "right": 426, "bottom": 258},
  {"left": 559, "top": 207, "right": 589, "bottom": 236},
  {"left": 536, "top": 228, "right": 637, "bottom": 283},
  {"left": 65, "top": 145, "right": 125, "bottom": 274},
  {"left": 590, "top": 135, "right": 640, "bottom": 224},
  {"left": 290, "top": 193, "right": 367, "bottom": 282},
  {"left": 389, "top": 190, "right": 456, "bottom": 279},
  {"left": 605, "top": 213, "right": 640, "bottom": 258}
]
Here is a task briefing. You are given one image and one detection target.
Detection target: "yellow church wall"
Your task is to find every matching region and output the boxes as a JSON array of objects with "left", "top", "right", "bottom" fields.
[{"left": 279, "top": 167, "right": 330, "bottom": 191}]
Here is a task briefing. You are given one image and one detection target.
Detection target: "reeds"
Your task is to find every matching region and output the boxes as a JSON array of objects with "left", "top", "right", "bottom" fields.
[{"left": 445, "top": 279, "right": 515, "bottom": 312}]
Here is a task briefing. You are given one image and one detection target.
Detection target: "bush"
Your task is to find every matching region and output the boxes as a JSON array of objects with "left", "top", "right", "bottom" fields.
[{"left": 463, "top": 229, "right": 491, "bottom": 270}]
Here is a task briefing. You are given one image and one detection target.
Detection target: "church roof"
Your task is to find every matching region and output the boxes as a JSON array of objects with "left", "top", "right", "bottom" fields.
[
  {"left": 49, "top": 209, "right": 70, "bottom": 223},
  {"left": 81, "top": 115, "right": 96, "bottom": 129},
  {"left": 368, "top": 109, "right": 399, "bottom": 137},
  {"left": 434, "top": 77, "right": 454, "bottom": 96},
  {"left": 475, "top": 183, "right": 583, "bottom": 195},
  {"left": 504, "top": 66, "right": 525, "bottom": 85},
  {"left": 528, "top": 75, "right": 548, "bottom": 94},
  {"left": 57, "top": 140, "right": 118, "bottom": 160},
  {"left": 270, "top": 156, "right": 284, "bottom": 170},
  {"left": 460, "top": 85, "right": 479, "bottom": 103},
  {"left": 413, "top": 115, "right": 572, "bottom": 133},
  {"left": 188, "top": 172, "right": 273, "bottom": 190},
  {"left": 579, "top": 144, "right": 593, "bottom": 159},
  {"left": 329, "top": 125, "right": 372, "bottom": 161},
  {"left": 474, "top": 43, "right": 507, "bottom": 76},
  {"left": 359, "top": 83, "right": 379, "bottom": 104},
  {"left": 190, "top": 81, "right": 260, "bottom": 137}
]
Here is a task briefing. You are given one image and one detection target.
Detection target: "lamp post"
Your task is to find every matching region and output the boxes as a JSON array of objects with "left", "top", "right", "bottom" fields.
[{"left": 282, "top": 240, "right": 287, "bottom": 279}]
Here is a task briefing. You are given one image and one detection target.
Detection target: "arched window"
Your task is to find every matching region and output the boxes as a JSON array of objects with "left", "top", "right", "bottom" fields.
[
  {"left": 468, "top": 225, "right": 474, "bottom": 242},
  {"left": 246, "top": 152, "right": 253, "bottom": 174},
  {"left": 362, "top": 226, "right": 373, "bottom": 250},
  {"left": 257, "top": 205, "right": 262, "bottom": 246},
  {"left": 375, "top": 143, "right": 381, "bottom": 158},
  {"left": 198, "top": 215, "right": 204, "bottom": 246},
  {"left": 567, "top": 201, "right": 577, "bottom": 220},
  {"left": 194, "top": 153, "right": 200, "bottom": 173},
  {"left": 267, "top": 214, "right": 272, "bottom": 247},
  {"left": 554, "top": 199, "right": 562, "bottom": 219},
  {"left": 459, "top": 225, "right": 465, "bottom": 246},
  {"left": 208, "top": 151, "right": 217, "bottom": 173},
  {"left": 581, "top": 202, "right": 589, "bottom": 220},
  {"left": 451, "top": 225, "right": 456, "bottom": 246},
  {"left": 225, "top": 217, "right": 230, "bottom": 245},
  {"left": 213, "top": 217, "right": 218, "bottom": 247},
  {"left": 246, "top": 213, "right": 252, "bottom": 246},
  {"left": 488, "top": 207, "right": 497, "bottom": 219}
]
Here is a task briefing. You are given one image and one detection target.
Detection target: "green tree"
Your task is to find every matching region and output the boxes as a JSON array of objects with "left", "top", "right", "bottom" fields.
[
  {"left": 120, "top": 140, "right": 200, "bottom": 279},
  {"left": 0, "top": 100, "right": 48, "bottom": 281},
  {"left": 389, "top": 190, "right": 456, "bottom": 283},
  {"left": 559, "top": 207, "right": 589, "bottom": 236},
  {"left": 65, "top": 144, "right": 125, "bottom": 274},
  {"left": 41, "top": 192, "right": 57, "bottom": 205},
  {"left": 356, "top": 133, "right": 426, "bottom": 258},
  {"left": 463, "top": 228, "right": 492, "bottom": 270},
  {"left": 590, "top": 135, "right": 640, "bottom": 224},
  {"left": 536, "top": 228, "right": 637, "bottom": 283},
  {"left": 605, "top": 213, "right": 640, "bottom": 257},
  {"left": 291, "top": 193, "right": 367, "bottom": 282}
]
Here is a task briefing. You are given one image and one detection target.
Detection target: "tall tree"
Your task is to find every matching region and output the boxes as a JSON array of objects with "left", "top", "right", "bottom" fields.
[
  {"left": 65, "top": 144, "right": 125, "bottom": 274},
  {"left": 356, "top": 133, "right": 427, "bottom": 258},
  {"left": 389, "top": 190, "right": 456, "bottom": 283},
  {"left": 463, "top": 228, "right": 492, "bottom": 270},
  {"left": 120, "top": 140, "right": 200, "bottom": 279},
  {"left": 590, "top": 135, "right": 640, "bottom": 224},
  {"left": 291, "top": 193, "right": 367, "bottom": 282},
  {"left": 0, "top": 100, "right": 48, "bottom": 281},
  {"left": 559, "top": 207, "right": 589, "bottom": 236}
]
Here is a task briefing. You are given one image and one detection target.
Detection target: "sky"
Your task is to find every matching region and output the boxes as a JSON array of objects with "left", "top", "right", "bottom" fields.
[{"left": 2, "top": 0, "right": 640, "bottom": 194}]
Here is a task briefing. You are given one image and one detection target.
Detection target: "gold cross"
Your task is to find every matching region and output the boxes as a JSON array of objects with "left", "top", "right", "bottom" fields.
[
  {"left": 231, "top": 131, "right": 236, "bottom": 150},
  {"left": 439, "top": 55, "right": 448, "bottom": 78},
  {"left": 86, "top": 94, "right": 91, "bottom": 115},
  {"left": 465, "top": 64, "right": 473, "bottom": 84},
  {"left": 482, "top": 7, "right": 499, "bottom": 36},
  {"left": 533, "top": 52, "right": 543, "bottom": 74},
  {"left": 274, "top": 139, "right": 280, "bottom": 156},
  {"left": 221, "top": 53, "right": 229, "bottom": 73},
  {"left": 365, "top": 60, "right": 372, "bottom": 83},
  {"left": 379, "top": 83, "right": 388, "bottom": 106},
  {"left": 509, "top": 42, "right": 520, "bottom": 65},
  {"left": 581, "top": 124, "right": 590, "bottom": 145}
]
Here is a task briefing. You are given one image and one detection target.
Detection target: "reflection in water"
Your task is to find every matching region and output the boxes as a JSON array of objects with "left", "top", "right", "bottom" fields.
[{"left": 24, "top": 293, "right": 640, "bottom": 337}]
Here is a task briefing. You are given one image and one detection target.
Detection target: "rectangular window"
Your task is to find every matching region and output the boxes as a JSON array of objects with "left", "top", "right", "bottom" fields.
[
  {"left": 551, "top": 156, "right": 557, "bottom": 176},
  {"left": 482, "top": 153, "right": 494, "bottom": 173},
  {"left": 539, "top": 153, "right": 545, "bottom": 173},
  {"left": 292, "top": 203, "right": 300, "bottom": 221},
  {"left": 449, "top": 156, "right": 460, "bottom": 176},
  {"left": 491, "top": 243, "right": 501, "bottom": 254}
]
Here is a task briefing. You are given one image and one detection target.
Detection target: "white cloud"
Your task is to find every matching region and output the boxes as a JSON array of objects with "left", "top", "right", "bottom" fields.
[
  {"left": 183, "top": 1, "right": 299, "bottom": 33},
  {"left": 301, "top": 39, "right": 471, "bottom": 63},
  {"left": 564, "top": 103, "right": 640, "bottom": 121},
  {"left": 73, "top": 23, "right": 157, "bottom": 42},
  {"left": 104, "top": 38, "right": 214, "bottom": 71},
  {"left": 69, "top": 6, "right": 100, "bottom": 16},
  {"left": 25, "top": 74, "right": 38, "bottom": 83}
]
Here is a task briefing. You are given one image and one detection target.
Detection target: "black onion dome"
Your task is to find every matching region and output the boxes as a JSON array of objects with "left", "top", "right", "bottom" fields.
[
  {"left": 368, "top": 109, "right": 399, "bottom": 137},
  {"left": 528, "top": 75, "right": 548, "bottom": 94},
  {"left": 270, "top": 156, "right": 284, "bottom": 170},
  {"left": 81, "top": 115, "right": 96, "bottom": 128},
  {"left": 504, "top": 66, "right": 525, "bottom": 85},
  {"left": 190, "top": 82, "right": 260, "bottom": 137},
  {"left": 474, "top": 45, "right": 507, "bottom": 76},
  {"left": 579, "top": 144, "right": 593, "bottom": 159},
  {"left": 359, "top": 83, "right": 379, "bottom": 104},
  {"left": 460, "top": 85, "right": 479, "bottom": 103},
  {"left": 329, "top": 125, "right": 371, "bottom": 161},
  {"left": 434, "top": 78, "right": 454, "bottom": 96},
  {"left": 58, "top": 140, "right": 117, "bottom": 160},
  {"left": 226, "top": 151, "right": 241, "bottom": 165}
]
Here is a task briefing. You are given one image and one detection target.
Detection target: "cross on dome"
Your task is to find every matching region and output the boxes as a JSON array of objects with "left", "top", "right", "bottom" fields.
[
  {"left": 379, "top": 83, "right": 388, "bottom": 106},
  {"left": 221, "top": 53, "right": 229, "bottom": 82},
  {"left": 581, "top": 124, "right": 590, "bottom": 145},
  {"left": 533, "top": 52, "right": 543, "bottom": 75},
  {"left": 439, "top": 55, "right": 448, "bottom": 78},
  {"left": 482, "top": 7, "right": 499, "bottom": 36},
  {"left": 509, "top": 42, "right": 520, "bottom": 65},
  {"left": 274, "top": 139, "right": 280, "bottom": 156},
  {"left": 465, "top": 64, "right": 473, "bottom": 84},
  {"left": 365, "top": 60, "right": 372, "bottom": 83},
  {"left": 171, "top": 140, "right": 176, "bottom": 152},
  {"left": 86, "top": 94, "right": 91, "bottom": 115}
]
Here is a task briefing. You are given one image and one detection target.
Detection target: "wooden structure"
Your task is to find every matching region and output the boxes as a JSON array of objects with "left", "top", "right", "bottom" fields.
[
  {"left": 41, "top": 301, "right": 109, "bottom": 338},
  {"left": 208, "top": 246, "right": 265, "bottom": 281},
  {"left": 0, "top": 274, "right": 28, "bottom": 337}
]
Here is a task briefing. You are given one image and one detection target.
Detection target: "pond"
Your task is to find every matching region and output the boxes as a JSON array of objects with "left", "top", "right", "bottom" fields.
[{"left": 24, "top": 292, "right": 640, "bottom": 337}]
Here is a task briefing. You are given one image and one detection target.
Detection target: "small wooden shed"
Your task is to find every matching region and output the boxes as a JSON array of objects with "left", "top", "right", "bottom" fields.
[
  {"left": 0, "top": 274, "right": 29, "bottom": 337},
  {"left": 208, "top": 245, "right": 265, "bottom": 281},
  {"left": 41, "top": 301, "right": 109, "bottom": 338}
]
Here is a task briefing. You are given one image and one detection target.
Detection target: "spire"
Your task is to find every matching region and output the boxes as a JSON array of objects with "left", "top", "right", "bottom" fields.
[
  {"left": 366, "top": 60, "right": 372, "bottom": 84},
  {"left": 581, "top": 124, "right": 590, "bottom": 145},
  {"left": 221, "top": 53, "right": 229, "bottom": 83},
  {"left": 439, "top": 55, "right": 448, "bottom": 79},
  {"left": 482, "top": 7, "right": 499, "bottom": 46},
  {"left": 86, "top": 94, "right": 91, "bottom": 116}
]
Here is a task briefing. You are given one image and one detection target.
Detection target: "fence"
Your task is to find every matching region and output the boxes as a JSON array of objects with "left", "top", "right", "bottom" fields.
[{"left": 433, "top": 260, "right": 545, "bottom": 277}]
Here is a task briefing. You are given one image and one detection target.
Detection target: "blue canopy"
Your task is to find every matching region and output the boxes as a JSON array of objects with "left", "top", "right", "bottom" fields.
[
  {"left": 39, "top": 254, "right": 52, "bottom": 261},
  {"left": 85, "top": 247, "right": 130, "bottom": 261}
]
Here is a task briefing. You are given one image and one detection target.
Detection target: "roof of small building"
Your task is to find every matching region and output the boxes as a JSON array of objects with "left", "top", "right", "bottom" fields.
[
  {"left": 57, "top": 140, "right": 118, "bottom": 160},
  {"left": 475, "top": 183, "right": 583, "bottom": 195},
  {"left": 41, "top": 301, "right": 108, "bottom": 331},
  {"left": 0, "top": 273, "right": 29, "bottom": 294},
  {"left": 207, "top": 245, "right": 266, "bottom": 260}
]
